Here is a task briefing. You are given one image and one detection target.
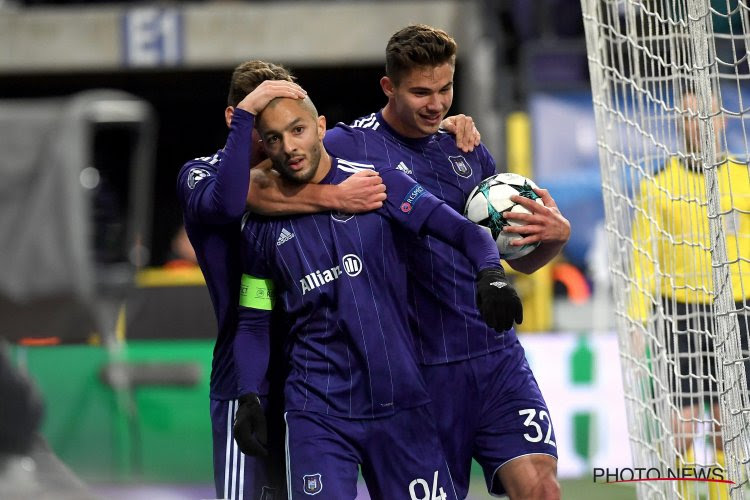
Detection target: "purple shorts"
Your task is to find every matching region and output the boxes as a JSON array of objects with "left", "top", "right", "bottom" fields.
[
  {"left": 284, "top": 405, "right": 457, "bottom": 499},
  {"left": 210, "top": 397, "right": 285, "bottom": 499},
  {"left": 421, "top": 337, "right": 558, "bottom": 497}
]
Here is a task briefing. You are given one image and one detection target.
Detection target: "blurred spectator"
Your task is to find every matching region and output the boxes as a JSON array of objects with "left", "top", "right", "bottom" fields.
[
  {"left": 163, "top": 225, "right": 198, "bottom": 269},
  {"left": 628, "top": 91, "right": 750, "bottom": 499}
]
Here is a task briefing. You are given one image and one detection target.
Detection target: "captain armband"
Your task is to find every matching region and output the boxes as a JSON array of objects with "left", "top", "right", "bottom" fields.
[{"left": 239, "top": 274, "right": 275, "bottom": 310}]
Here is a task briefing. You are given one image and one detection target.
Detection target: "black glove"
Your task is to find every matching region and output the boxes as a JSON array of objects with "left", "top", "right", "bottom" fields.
[
  {"left": 233, "top": 392, "right": 268, "bottom": 457},
  {"left": 476, "top": 267, "right": 523, "bottom": 332}
]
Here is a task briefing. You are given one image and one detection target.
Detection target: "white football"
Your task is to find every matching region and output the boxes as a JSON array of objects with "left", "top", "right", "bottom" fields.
[{"left": 464, "top": 173, "right": 544, "bottom": 260}]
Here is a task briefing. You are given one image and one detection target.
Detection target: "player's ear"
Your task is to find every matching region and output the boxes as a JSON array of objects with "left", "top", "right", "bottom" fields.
[
  {"left": 381, "top": 76, "right": 395, "bottom": 98},
  {"left": 224, "top": 106, "right": 235, "bottom": 129},
  {"left": 318, "top": 115, "right": 326, "bottom": 140},
  {"left": 251, "top": 128, "right": 266, "bottom": 153}
]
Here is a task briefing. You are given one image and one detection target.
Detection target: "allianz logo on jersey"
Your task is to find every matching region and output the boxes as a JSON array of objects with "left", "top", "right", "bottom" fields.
[{"left": 300, "top": 254, "right": 363, "bottom": 295}]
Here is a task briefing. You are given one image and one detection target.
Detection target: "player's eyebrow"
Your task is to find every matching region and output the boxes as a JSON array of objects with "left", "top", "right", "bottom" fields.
[
  {"left": 262, "top": 116, "right": 305, "bottom": 138},
  {"left": 407, "top": 82, "right": 453, "bottom": 93},
  {"left": 281, "top": 116, "right": 305, "bottom": 131}
]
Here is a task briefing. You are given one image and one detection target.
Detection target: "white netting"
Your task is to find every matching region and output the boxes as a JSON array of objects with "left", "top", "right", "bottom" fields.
[{"left": 581, "top": 0, "right": 750, "bottom": 498}]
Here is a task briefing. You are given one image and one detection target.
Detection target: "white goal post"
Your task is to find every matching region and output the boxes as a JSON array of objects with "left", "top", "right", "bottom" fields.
[{"left": 581, "top": 0, "right": 750, "bottom": 498}]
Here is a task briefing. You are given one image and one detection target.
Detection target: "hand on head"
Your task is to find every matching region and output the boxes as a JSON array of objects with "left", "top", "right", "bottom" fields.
[{"left": 237, "top": 80, "right": 307, "bottom": 116}]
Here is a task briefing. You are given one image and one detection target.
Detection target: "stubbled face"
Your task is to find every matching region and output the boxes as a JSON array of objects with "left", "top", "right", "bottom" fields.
[
  {"left": 385, "top": 62, "right": 454, "bottom": 138},
  {"left": 257, "top": 98, "right": 326, "bottom": 184}
]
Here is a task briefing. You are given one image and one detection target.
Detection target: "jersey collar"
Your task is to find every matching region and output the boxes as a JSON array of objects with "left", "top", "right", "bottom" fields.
[
  {"left": 376, "top": 111, "right": 436, "bottom": 147},
  {"left": 318, "top": 157, "right": 339, "bottom": 185}
]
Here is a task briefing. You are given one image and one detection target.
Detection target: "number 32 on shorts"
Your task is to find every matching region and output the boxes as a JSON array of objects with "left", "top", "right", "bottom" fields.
[{"left": 519, "top": 408, "right": 556, "bottom": 447}]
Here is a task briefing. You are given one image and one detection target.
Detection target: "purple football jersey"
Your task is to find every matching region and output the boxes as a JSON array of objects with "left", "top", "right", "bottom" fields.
[
  {"left": 176, "top": 108, "right": 261, "bottom": 400},
  {"left": 324, "top": 112, "right": 510, "bottom": 365},
  {"left": 237, "top": 158, "right": 447, "bottom": 418}
]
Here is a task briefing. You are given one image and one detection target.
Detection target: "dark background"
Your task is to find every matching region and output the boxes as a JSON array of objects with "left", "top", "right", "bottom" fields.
[{"left": 0, "top": 64, "right": 418, "bottom": 265}]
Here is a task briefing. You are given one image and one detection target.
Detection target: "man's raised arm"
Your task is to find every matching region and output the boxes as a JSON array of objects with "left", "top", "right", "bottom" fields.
[
  {"left": 177, "top": 80, "right": 306, "bottom": 224},
  {"left": 247, "top": 162, "right": 386, "bottom": 216},
  {"left": 244, "top": 111, "right": 478, "bottom": 216}
]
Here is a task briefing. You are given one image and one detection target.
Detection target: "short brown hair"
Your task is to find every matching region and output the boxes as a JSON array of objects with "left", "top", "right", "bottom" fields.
[
  {"left": 385, "top": 24, "right": 457, "bottom": 85},
  {"left": 227, "top": 60, "right": 295, "bottom": 108}
]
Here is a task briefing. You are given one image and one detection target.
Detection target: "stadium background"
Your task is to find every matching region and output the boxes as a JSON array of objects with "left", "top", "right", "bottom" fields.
[{"left": 0, "top": 0, "right": 668, "bottom": 498}]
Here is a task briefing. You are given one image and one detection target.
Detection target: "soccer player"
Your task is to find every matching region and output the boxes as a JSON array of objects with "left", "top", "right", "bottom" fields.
[
  {"left": 178, "top": 60, "right": 482, "bottom": 500},
  {"left": 629, "top": 90, "right": 750, "bottom": 500},
  {"left": 319, "top": 25, "right": 569, "bottom": 499},
  {"left": 233, "top": 94, "right": 523, "bottom": 499},
  {"left": 176, "top": 60, "right": 387, "bottom": 500}
]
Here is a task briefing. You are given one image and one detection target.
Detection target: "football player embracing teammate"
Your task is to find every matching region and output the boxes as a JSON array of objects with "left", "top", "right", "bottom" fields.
[
  {"left": 322, "top": 25, "right": 570, "bottom": 499},
  {"left": 233, "top": 92, "right": 522, "bottom": 499}
]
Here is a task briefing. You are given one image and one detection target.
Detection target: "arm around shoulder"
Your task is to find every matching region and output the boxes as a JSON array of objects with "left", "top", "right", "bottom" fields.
[
  {"left": 247, "top": 164, "right": 386, "bottom": 216},
  {"left": 246, "top": 163, "right": 343, "bottom": 215}
]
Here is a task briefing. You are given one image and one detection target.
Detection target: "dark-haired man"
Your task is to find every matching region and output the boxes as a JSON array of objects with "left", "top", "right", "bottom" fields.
[
  {"left": 177, "top": 60, "right": 387, "bottom": 500},
  {"left": 234, "top": 92, "right": 522, "bottom": 499},
  {"left": 178, "top": 58, "right": 481, "bottom": 499},
  {"left": 322, "top": 25, "right": 568, "bottom": 499}
]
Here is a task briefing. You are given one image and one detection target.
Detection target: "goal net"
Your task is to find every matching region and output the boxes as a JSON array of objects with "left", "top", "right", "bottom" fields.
[{"left": 581, "top": 0, "right": 750, "bottom": 497}]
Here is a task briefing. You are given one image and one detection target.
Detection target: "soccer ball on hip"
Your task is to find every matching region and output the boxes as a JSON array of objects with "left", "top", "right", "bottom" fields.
[{"left": 464, "top": 172, "right": 544, "bottom": 260}]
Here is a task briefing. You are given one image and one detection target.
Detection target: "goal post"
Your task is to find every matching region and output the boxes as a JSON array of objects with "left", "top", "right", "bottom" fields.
[{"left": 580, "top": 0, "right": 750, "bottom": 497}]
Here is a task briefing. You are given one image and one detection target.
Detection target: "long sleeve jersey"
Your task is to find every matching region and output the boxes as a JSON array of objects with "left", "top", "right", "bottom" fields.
[
  {"left": 176, "top": 108, "right": 258, "bottom": 399},
  {"left": 235, "top": 157, "right": 501, "bottom": 417},
  {"left": 323, "top": 112, "right": 508, "bottom": 365},
  {"left": 628, "top": 156, "right": 750, "bottom": 321}
]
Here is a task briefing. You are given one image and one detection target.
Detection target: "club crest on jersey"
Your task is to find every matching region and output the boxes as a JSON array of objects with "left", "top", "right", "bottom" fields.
[
  {"left": 187, "top": 167, "right": 210, "bottom": 189},
  {"left": 400, "top": 184, "right": 426, "bottom": 213},
  {"left": 331, "top": 211, "right": 354, "bottom": 223},
  {"left": 449, "top": 155, "right": 472, "bottom": 178},
  {"left": 303, "top": 473, "right": 322, "bottom": 495}
]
